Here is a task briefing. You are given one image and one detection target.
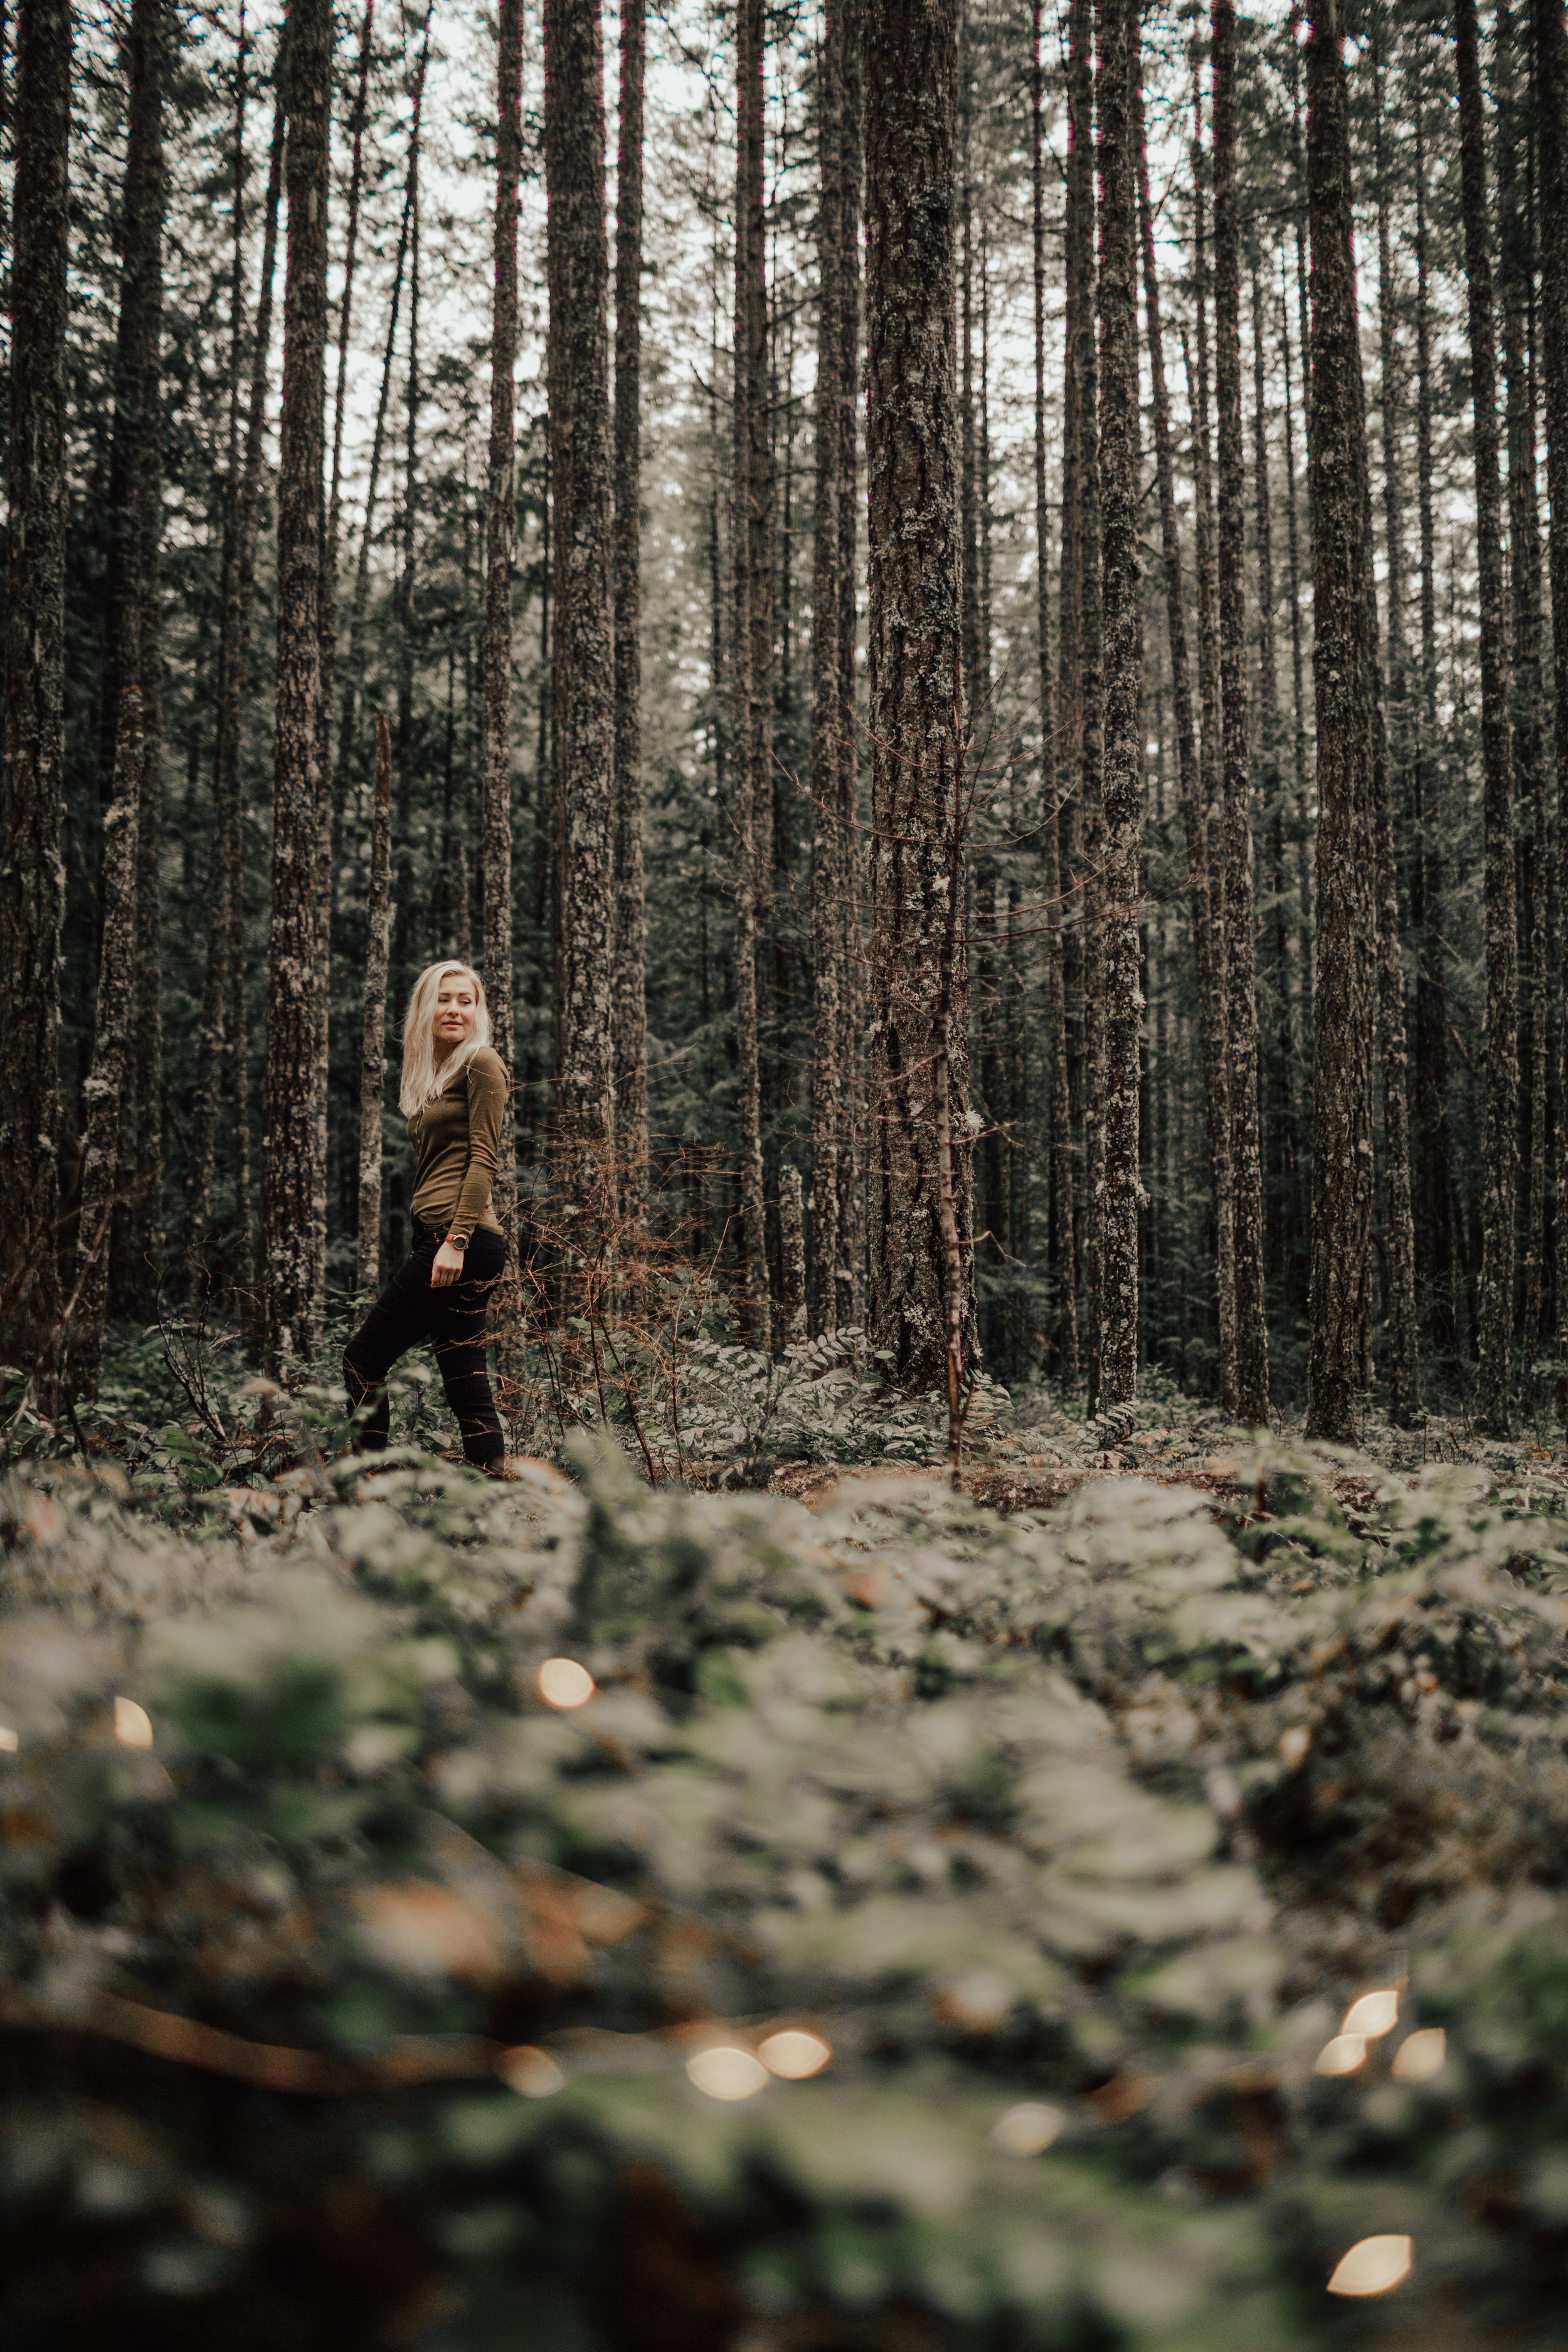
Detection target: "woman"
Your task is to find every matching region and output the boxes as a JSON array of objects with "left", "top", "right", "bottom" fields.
[{"left": 344, "top": 960, "right": 511, "bottom": 1474}]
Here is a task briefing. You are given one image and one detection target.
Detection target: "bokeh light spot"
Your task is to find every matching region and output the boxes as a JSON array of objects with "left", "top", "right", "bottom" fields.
[
  {"left": 114, "top": 1697, "right": 154, "bottom": 1749},
  {"left": 686, "top": 2045, "right": 769, "bottom": 2101},
  {"left": 1327, "top": 2235, "right": 1413, "bottom": 2297},
  {"left": 1315, "top": 2033, "right": 1367, "bottom": 2075},
  {"left": 1391, "top": 2027, "right": 1446, "bottom": 2082},
  {"left": 1342, "top": 1988, "right": 1399, "bottom": 2038},
  {"left": 990, "top": 2101, "right": 1065, "bottom": 2158},
  {"left": 497, "top": 2045, "right": 566, "bottom": 2098},
  {"left": 758, "top": 2029, "right": 832, "bottom": 2080},
  {"left": 537, "top": 1658, "right": 595, "bottom": 1710}
]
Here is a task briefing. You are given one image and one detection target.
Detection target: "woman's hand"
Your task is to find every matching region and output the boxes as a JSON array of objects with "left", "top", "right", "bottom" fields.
[{"left": 430, "top": 1241, "right": 467, "bottom": 1289}]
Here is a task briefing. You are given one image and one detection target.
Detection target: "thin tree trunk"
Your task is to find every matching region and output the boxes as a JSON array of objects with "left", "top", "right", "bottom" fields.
[
  {"left": 482, "top": 0, "right": 522, "bottom": 1390},
  {"left": 0, "top": 0, "right": 70, "bottom": 1393},
  {"left": 1454, "top": 0, "right": 1517, "bottom": 1434},
  {"left": 1032, "top": 0, "right": 1076, "bottom": 1383},
  {"left": 864, "top": 0, "right": 976, "bottom": 1392},
  {"left": 1279, "top": 253, "right": 1314, "bottom": 1135},
  {"left": 188, "top": 13, "right": 248, "bottom": 1256},
  {"left": 733, "top": 0, "right": 772, "bottom": 1347},
  {"left": 1138, "top": 92, "right": 1229, "bottom": 1406},
  {"left": 1303, "top": 0, "right": 1379, "bottom": 1443},
  {"left": 357, "top": 714, "right": 393, "bottom": 1301},
  {"left": 1500, "top": 2, "right": 1547, "bottom": 1369},
  {"left": 547, "top": 0, "right": 615, "bottom": 1224},
  {"left": 261, "top": 0, "right": 331, "bottom": 1371},
  {"left": 1096, "top": 0, "right": 1144, "bottom": 1407},
  {"left": 332, "top": 9, "right": 432, "bottom": 825},
  {"left": 74, "top": 0, "right": 164, "bottom": 1391},
  {"left": 1213, "top": 0, "right": 1269, "bottom": 1427},
  {"left": 1537, "top": 0, "right": 1568, "bottom": 1378},
  {"left": 1411, "top": 110, "right": 1454, "bottom": 1343},
  {"left": 1374, "top": 53, "right": 1422, "bottom": 1424},
  {"left": 1076, "top": 0, "right": 1104, "bottom": 1419},
  {"left": 391, "top": 172, "right": 421, "bottom": 1024},
  {"left": 1253, "top": 263, "right": 1296, "bottom": 1306},
  {"left": 612, "top": 0, "right": 647, "bottom": 1218},
  {"left": 810, "top": 0, "right": 846, "bottom": 1334},
  {"left": 834, "top": 0, "right": 864, "bottom": 1332}
]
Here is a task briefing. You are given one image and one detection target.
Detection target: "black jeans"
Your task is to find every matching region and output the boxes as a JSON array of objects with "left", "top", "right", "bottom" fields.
[{"left": 343, "top": 1222, "right": 507, "bottom": 1469}]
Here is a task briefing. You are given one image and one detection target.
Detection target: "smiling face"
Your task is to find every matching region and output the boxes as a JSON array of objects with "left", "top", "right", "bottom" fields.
[{"left": 432, "top": 970, "right": 479, "bottom": 1059}]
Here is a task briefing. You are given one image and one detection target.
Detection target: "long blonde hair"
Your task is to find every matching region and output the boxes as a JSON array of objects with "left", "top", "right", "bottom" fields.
[{"left": 400, "top": 961, "right": 493, "bottom": 1115}]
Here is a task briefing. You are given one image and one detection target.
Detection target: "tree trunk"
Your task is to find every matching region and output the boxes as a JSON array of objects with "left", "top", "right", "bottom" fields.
[
  {"left": 733, "top": 0, "right": 773, "bottom": 1348},
  {"left": 612, "top": 0, "right": 648, "bottom": 1219},
  {"left": 1096, "top": 0, "right": 1143, "bottom": 1408},
  {"left": 74, "top": 0, "right": 164, "bottom": 1392},
  {"left": 391, "top": 173, "right": 421, "bottom": 1027},
  {"left": 810, "top": 0, "right": 847, "bottom": 1334},
  {"left": 187, "top": 15, "right": 249, "bottom": 1259},
  {"left": 1303, "top": 0, "right": 1378, "bottom": 1443},
  {"left": 261, "top": 0, "right": 331, "bottom": 1372},
  {"left": 1138, "top": 92, "right": 1229, "bottom": 1410},
  {"left": 356, "top": 715, "right": 393, "bottom": 1301},
  {"left": 834, "top": 0, "right": 864, "bottom": 1333},
  {"left": 1499, "top": 3, "right": 1547, "bottom": 1370},
  {"left": 0, "top": 0, "right": 71, "bottom": 1393},
  {"left": 477, "top": 0, "right": 522, "bottom": 1387},
  {"left": 864, "top": 0, "right": 976, "bottom": 1393},
  {"left": 1537, "top": 0, "right": 1568, "bottom": 1375},
  {"left": 1212, "top": 0, "right": 1269, "bottom": 1428},
  {"left": 1032, "top": 0, "right": 1076, "bottom": 1384},
  {"left": 1411, "top": 110, "right": 1455, "bottom": 1344},
  {"left": 1074, "top": 0, "right": 1104, "bottom": 1417},
  {"left": 1186, "top": 56, "right": 1236, "bottom": 1409},
  {"left": 547, "top": 0, "right": 615, "bottom": 1220},
  {"left": 1374, "top": 54, "right": 1422, "bottom": 1425},
  {"left": 1454, "top": 0, "right": 1517, "bottom": 1434}
]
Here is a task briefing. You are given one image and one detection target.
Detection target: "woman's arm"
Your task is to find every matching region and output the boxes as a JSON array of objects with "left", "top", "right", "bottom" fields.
[{"left": 450, "top": 1051, "right": 507, "bottom": 1237}]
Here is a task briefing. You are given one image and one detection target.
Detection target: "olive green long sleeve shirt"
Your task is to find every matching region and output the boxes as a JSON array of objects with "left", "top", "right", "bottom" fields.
[{"left": 408, "top": 1045, "right": 507, "bottom": 1237}]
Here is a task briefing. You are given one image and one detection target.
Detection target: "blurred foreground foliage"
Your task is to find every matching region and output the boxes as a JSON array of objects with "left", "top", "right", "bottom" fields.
[{"left": 6, "top": 1419, "right": 1568, "bottom": 2346}]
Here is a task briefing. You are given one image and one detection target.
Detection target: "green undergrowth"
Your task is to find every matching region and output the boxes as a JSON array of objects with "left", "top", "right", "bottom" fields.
[{"left": 5, "top": 1428, "right": 1568, "bottom": 2346}]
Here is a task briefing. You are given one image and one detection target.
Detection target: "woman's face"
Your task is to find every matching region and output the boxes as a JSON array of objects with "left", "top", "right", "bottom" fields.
[{"left": 433, "top": 972, "right": 479, "bottom": 1054}]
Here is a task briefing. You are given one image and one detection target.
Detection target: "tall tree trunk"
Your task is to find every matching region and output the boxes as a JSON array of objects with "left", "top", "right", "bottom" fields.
[
  {"left": 834, "top": 0, "right": 864, "bottom": 1332},
  {"left": 332, "top": 9, "right": 431, "bottom": 826},
  {"left": 1075, "top": 0, "right": 1104, "bottom": 1418},
  {"left": 1303, "top": 0, "right": 1378, "bottom": 1442},
  {"left": 0, "top": 0, "right": 70, "bottom": 1393},
  {"left": 612, "top": 0, "right": 647, "bottom": 1217},
  {"left": 864, "top": 0, "right": 976, "bottom": 1392},
  {"left": 1537, "top": 0, "right": 1568, "bottom": 1377},
  {"left": 1212, "top": 0, "right": 1269, "bottom": 1426},
  {"left": 733, "top": 0, "right": 773, "bottom": 1347},
  {"left": 262, "top": 0, "right": 331, "bottom": 1372},
  {"left": 391, "top": 172, "right": 421, "bottom": 1025},
  {"left": 73, "top": 0, "right": 164, "bottom": 1392},
  {"left": 1499, "top": 2, "right": 1547, "bottom": 1368},
  {"left": 546, "top": 0, "right": 615, "bottom": 1223},
  {"left": 1032, "top": 0, "right": 1076, "bottom": 1384},
  {"left": 1097, "top": 0, "right": 1144, "bottom": 1407},
  {"left": 810, "top": 0, "right": 847, "bottom": 1333},
  {"left": 1057, "top": 0, "right": 1094, "bottom": 1387},
  {"left": 1187, "top": 55, "right": 1236, "bottom": 1409},
  {"left": 1454, "top": 0, "right": 1517, "bottom": 1434},
  {"left": 1279, "top": 252, "right": 1314, "bottom": 1204},
  {"left": 1373, "top": 54, "right": 1422, "bottom": 1424},
  {"left": 188, "top": 13, "right": 249, "bottom": 1258},
  {"left": 1138, "top": 92, "right": 1229, "bottom": 1407},
  {"left": 356, "top": 715, "right": 393, "bottom": 1301},
  {"left": 1411, "top": 110, "right": 1455, "bottom": 1343}
]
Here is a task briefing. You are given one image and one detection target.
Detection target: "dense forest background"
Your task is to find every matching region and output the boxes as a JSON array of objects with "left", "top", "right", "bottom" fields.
[{"left": 2, "top": 0, "right": 1566, "bottom": 1449}]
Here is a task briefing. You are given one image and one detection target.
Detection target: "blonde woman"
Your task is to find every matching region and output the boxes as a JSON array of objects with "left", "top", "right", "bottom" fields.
[{"left": 344, "top": 961, "right": 510, "bottom": 1473}]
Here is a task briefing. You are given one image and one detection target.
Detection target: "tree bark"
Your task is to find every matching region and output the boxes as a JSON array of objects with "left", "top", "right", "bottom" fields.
[
  {"left": 733, "top": 0, "right": 773, "bottom": 1347},
  {"left": 479, "top": 0, "right": 522, "bottom": 1384},
  {"left": 262, "top": 0, "right": 332, "bottom": 1372},
  {"left": 1212, "top": 0, "right": 1269, "bottom": 1427},
  {"left": 1303, "top": 0, "right": 1378, "bottom": 1443},
  {"left": 356, "top": 715, "right": 393, "bottom": 1301},
  {"left": 74, "top": 0, "right": 164, "bottom": 1392},
  {"left": 1033, "top": 0, "right": 1076, "bottom": 1384},
  {"left": 834, "top": 0, "right": 865, "bottom": 1332},
  {"left": 810, "top": 0, "right": 847, "bottom": 1334},
  {"left": 1537, "top": 0, "right": 1568, "bottom": 1375},
  {"left": 1374, "top": 60, "right": 1422, "bottom": 1425},
  {"left": 547, "top": 0, "right": 615, "bottom": 1219},
  {"left": 612, "top": 0, "right": 648, "bottom": 1218},
  {"left": 0, "top": 0, "right": 72, "bottom": 1392},
  {"left": 1454, "top": 0, "right": 1517, "bottom": 1434},
  {"left": 1138, "top": 94, "right": 1229, "bottom": 1411},
  {"left": 390, "top": 173, "right": 421, "bottom": 1027},
  {"left": 1096, "top": 0, "right": 1143, "bottom": 1408},
  {"left": 864, "top": 0, "right": 977, "bottom": 1391}
]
